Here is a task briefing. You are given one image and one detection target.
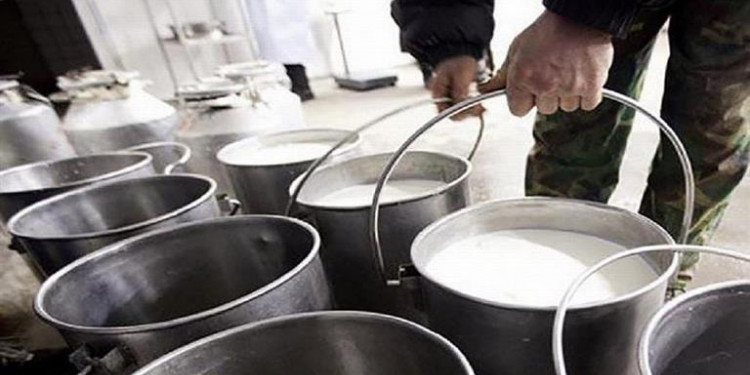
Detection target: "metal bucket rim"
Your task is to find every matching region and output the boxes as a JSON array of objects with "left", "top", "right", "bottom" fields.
[
  {"left": 33, "top": 215, "right": 322, "bottom": 335},
  {"left": 132, "top": 310, "right": 475, "bottom": 375},
  {"left": 0, "top": 151, "right": 153, "bottom": 195},
  {"left": 126, "top": 141, "right": 189, "bottom": 152},
  {"left": 411, "top": 197, "right": 679, "bottom": 312},
  {"left": 293, "top": 150, "right": 472, "bottom": 211},
  {"left": 7, "top": 173, "right": 216, "bottom": 241},
  {"left": 637, "top": 279, "right": 750, "bottom": 375},
  {"left": 216, "top": 128, "right": 362, "bottom": 168}
]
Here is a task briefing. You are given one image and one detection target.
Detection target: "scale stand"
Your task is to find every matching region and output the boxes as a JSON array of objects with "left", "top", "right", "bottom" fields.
[{"left": 329, "top": 11, "right": 397, "bottom": 91}]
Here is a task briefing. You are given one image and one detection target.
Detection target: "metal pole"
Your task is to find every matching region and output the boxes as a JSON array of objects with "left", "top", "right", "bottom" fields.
[
  {"left": 331, "top": 12, "right": 351, "bottom": 77},
  {"left": 236, "top": 0, "right": 260, "bottom": 58},
  {"left": 164, "top": 0, "right": 200, "bottom": 80},
  {"left": 85, "top": 0, "right": 126, "bottom": 70},
  {"left": 141, "top": 0, "right": 179, "bottom": 94}
]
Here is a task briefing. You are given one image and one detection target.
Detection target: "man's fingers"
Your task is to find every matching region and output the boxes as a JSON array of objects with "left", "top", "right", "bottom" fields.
[
  {"left": 560, "top": 96, "right": 581, "bottom": 112},
  {"left": 581, "top": 90, "right": 603, "bottom": 111},
  {"left": 507, "top": 86, "right": 535, "bottom": 117},
  {"left": 478, "top": 61, "right": 508, "bottom": 93},
  {"left": 536, "top": 95, "right": 559, "bottom": 115}
]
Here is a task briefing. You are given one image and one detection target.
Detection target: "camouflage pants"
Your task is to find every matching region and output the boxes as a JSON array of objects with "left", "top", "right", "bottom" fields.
[{"left": 527, "top": 0, "right": 750, "bottom": 278}]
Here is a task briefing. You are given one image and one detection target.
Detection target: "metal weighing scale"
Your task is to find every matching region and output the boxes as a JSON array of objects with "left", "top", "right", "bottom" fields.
[{"left": 327, "top": 7, "right": 398, "bottom": 91}]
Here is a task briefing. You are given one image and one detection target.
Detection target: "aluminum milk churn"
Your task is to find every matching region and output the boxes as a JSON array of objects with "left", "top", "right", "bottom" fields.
[
  {"left": 0, "top": 79, "right": 75, "bottom": 170},
  {"left": 54, "top": 70, "right": 178, "bottom": 154},
  {"left": 175, "top": 78, "right": 292, "bottom": 196}
]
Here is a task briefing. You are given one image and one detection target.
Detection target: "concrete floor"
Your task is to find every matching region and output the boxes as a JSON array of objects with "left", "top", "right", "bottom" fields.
[{"left": 1, "top": 23, "right": 748, "bottom": 355}]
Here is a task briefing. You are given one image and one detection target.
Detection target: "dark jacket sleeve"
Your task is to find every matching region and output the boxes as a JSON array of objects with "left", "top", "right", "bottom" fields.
[
  {"left": 543, "top": 0, "right": 644, "bottom": 38},
  {"left": 391, "top": 0, "right": 495, "bottom": 67}
]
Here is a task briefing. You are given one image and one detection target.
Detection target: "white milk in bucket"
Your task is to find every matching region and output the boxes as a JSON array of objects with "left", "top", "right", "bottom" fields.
[
  {"left": 225, "top": 142, "right": 334, "bottom": 165},
  {"left": 423, "top": 229, "right": 657, "bottom": 307},
  {"left": 315, "top": 179, "right": 445, "bottom": 207}
]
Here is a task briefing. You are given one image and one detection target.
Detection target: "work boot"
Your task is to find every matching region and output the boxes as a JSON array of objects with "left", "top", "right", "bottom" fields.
[{"left": 284, "top": 64, "right": 314, "bottom": 101}]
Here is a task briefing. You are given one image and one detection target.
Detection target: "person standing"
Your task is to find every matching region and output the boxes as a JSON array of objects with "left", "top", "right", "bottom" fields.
[
  {"left": 393, "top": 0, "right": 750, "bottom": 290},
  {"left": 246, "top": 0, "right": 317, "bottom": 100}
]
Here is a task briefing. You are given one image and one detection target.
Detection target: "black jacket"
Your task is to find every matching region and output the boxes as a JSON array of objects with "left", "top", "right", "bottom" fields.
[{"left": 392, "top": 0, "right": 647, "bottom": 67}]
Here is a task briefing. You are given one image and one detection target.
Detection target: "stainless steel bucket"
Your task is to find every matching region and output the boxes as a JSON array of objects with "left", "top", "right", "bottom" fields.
[
  {"left": 641, "top": 281, "right": 750, "bottom": 375},
  {"left": 411, "top": 199, "right": 677, "bottom": 375},
  {"left": 294, "top": 151, "right": 471, "bottom": 320},
  {"left": 133, "top": 311, "right": 474, "bottom": 375},
  {"left": 7, "top": 174, "right": 219, "bottom": 276},
  {"left": 217, "top": 128, "right": 361, "bottom": 214},
  {"left": 369, "top": 89, "right": 695, "bottom": 375},
  {"left": 35, "top": 216, "right": 330, "bottom": 374},
  {"left": 125, "top": 142, "right": 190, "bottom": 174},
  {"left": 0, "top": 152, "right": 155, "bottom": 225},
  {"left": 552, "top": 245, "right": 750, "bottom": 375}
]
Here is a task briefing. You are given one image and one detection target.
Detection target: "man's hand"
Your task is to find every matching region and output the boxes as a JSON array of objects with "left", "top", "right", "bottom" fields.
[
  {"left": 431, "top": 55, "right": 485, "bottom": 120},
  {"left": 495, "top": 10, "right": 615, "bottom": 116}
]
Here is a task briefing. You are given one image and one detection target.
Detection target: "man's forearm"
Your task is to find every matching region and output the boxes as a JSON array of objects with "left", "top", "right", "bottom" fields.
[{"left": 391, "top": 0, "right": 495, "bottom": 66}]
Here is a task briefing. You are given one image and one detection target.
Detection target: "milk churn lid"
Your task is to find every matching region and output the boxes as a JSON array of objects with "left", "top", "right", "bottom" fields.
[
  {"left": 216, "top": 61, "right": 284, "bottom": 79},
  {"left": 176, "top": 78, "right": 246, "bottom": 100},
  {"left": 57, "top": 70, "right": 140, "bottom": 91},
  {"left": 0, "top": 80, "right": 19, "bottom": 92}
]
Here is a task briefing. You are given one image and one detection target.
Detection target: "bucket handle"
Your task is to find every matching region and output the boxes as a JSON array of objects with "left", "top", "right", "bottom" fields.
[
  {"left": 369, "top": 89, "right": 696, "bottom": 286},
  {"left": 283, "top": 97, "right": 486, "bottom": 217},
  {"left": 217, "top": 194, "right": 242, "bottom": 216},
  {"left": 552, "top": 244, "right": 750, "bottom": 375},
  {"left": 126, "top": 141, "right": 192, "bottom": 175},
  {"left": 70, "top": 344, "right": 134, "bottom": 375}
]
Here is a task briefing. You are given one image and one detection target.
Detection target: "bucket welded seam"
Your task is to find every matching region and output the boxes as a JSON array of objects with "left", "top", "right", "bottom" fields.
[
  {"left": 132, "top": 311, "right": 475, "bottom": 375},
  {"left": 411, "top": 197, "right": 679, "bottom": 312},
  {"left": 7, "top": 174, "right": 217, "bottom": 241},
  {"left": 216, "top": 128, "right": 362, "bottom": 168},
  {"left": 294, "top": 150, "right": 473, "bottom": 212},
  {"left": 34, "top": 215, "right": 323, "bottom": 335},
  {"left": 0, "top": 151, "right": 153, "bottom": 194}
]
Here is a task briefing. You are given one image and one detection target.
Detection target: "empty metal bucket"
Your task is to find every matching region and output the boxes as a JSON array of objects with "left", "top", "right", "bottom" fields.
[
  {"left": 0, "top": 152, "right": 155, "bottom": 226},
  {"left": 133, "top": 311, "right": 474, "bottom": 375},
  {"left": 35, "top": 216, "right": 330, "bottom": 373},
  {"left": 409, "top": 198, "right": 677, "bottom": 375},
  {"left": 7, "top": 174, "right": 219, "bottom": 276},
  {"left": 294, "top": 151, "right": 471, "bottom": 320},
  {"left": 217, "top": 128, "right": 361, "bottom": 214},
  {"left": 640, "top": 280, "right": 750, "bottom": 375}
]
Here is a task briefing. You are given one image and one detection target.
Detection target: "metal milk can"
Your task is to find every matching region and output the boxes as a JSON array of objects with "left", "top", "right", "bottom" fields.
[
  {"left": 285, "top": 98, "right": 484, "bottom": 322},
  {"left": 175, "top": 79, "right": 291, "bottom": 196},
  {"left": 54, "top": 70, "right": 178, "bottom": 154},
  {"left": 34, "top": 216, "right": 331, "bottom": 374},
  {"left": 0, "top": 79, "right": 75, "bottom": 170},
  {"left": 551, "top": 245, "right": 750, "bottom": 375},
  {"left": 216, "top": 60, "right": 306, "bottom": 128},
  {"left": 8, "top": 174, "right": 220, "bottom": 276},
  {"left": 133, "top": 311, "right": 474, "bottom": 375},
  {"left": 217, "top": 128, "right": 361, "bottom": 215},
  {"left": 0, "top": 152, "right": 155, "bottom": 226},
  {"left": 368, "top": 89, "right": 693, "bottom": 375}
]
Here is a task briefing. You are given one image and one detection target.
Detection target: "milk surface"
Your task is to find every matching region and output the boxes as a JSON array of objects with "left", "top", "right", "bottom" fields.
[
  {"left": 423, "top": 229, "right": 657, "bottom": 306},
  {"left": 315, "top": 179, "right": 445, "bottom": 207},
  {"left": 230, "top": 142, "right": 332, "bottom": 165}
]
